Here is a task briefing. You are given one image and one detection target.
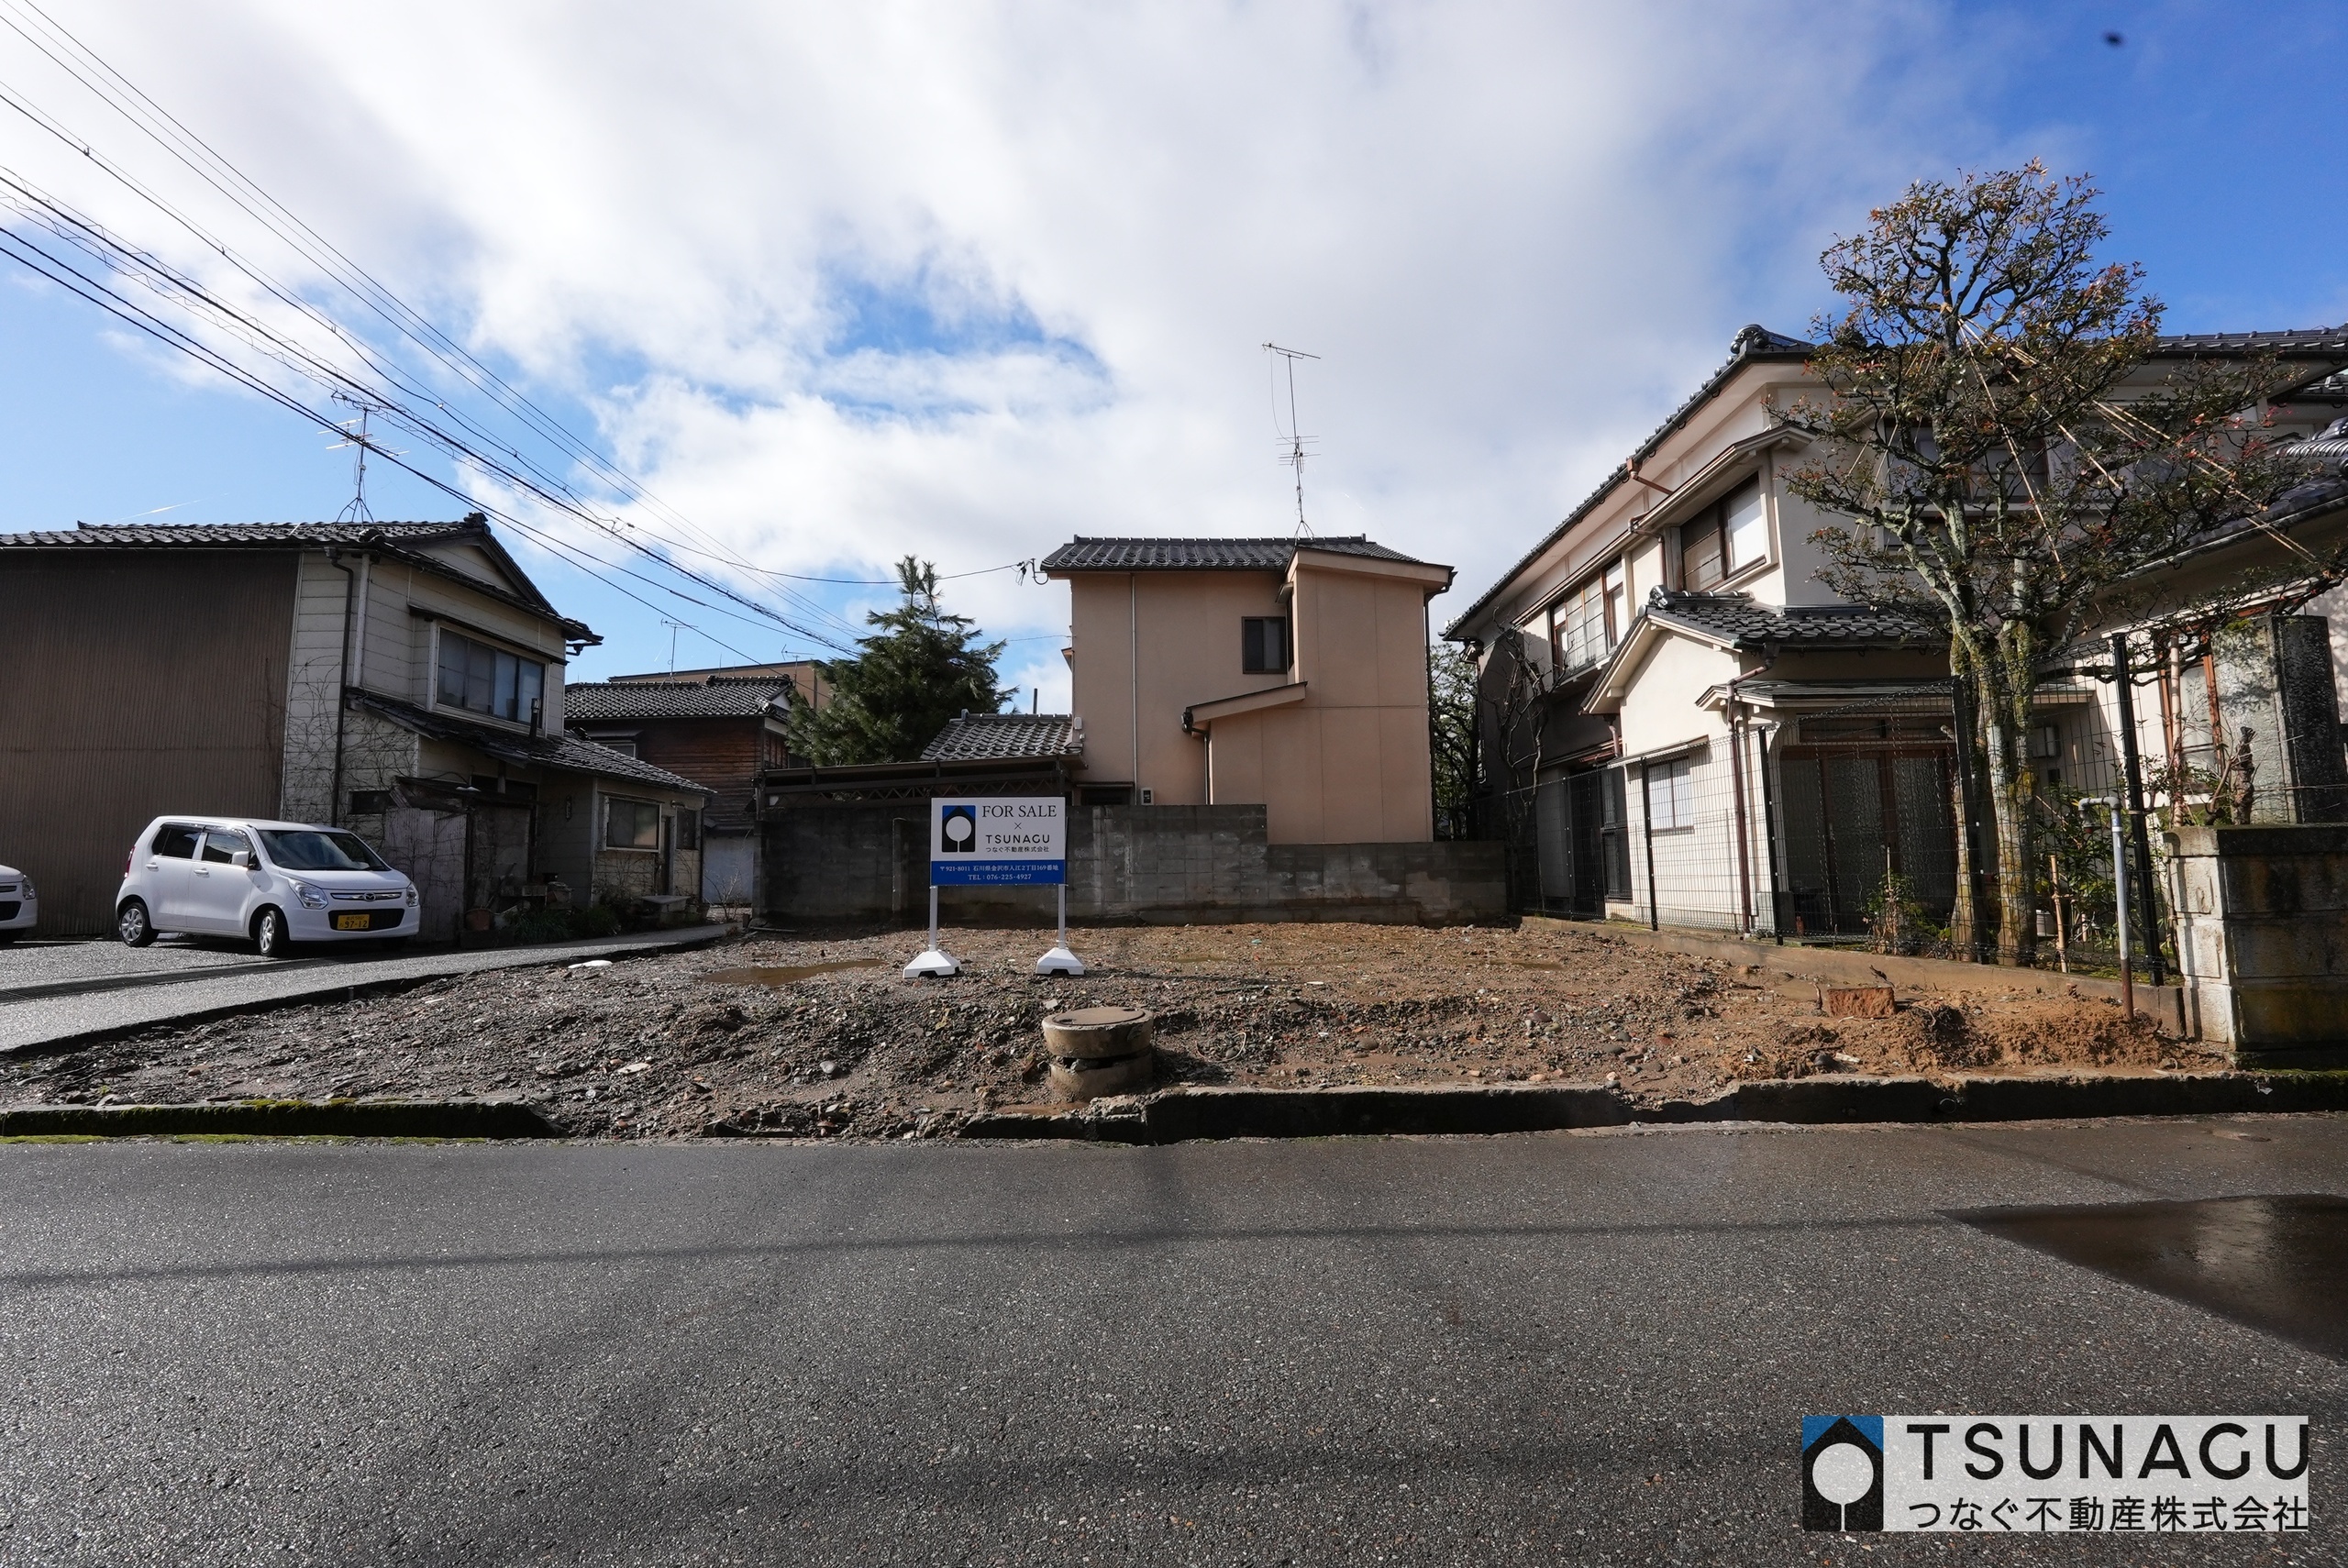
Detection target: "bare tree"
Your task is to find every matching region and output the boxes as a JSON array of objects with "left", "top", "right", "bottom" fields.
[{"left": 1779, "top": 163, "right": 2320, "bottom": 964}]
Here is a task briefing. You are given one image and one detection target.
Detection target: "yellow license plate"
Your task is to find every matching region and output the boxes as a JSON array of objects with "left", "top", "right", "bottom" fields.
[{"left": 333, "top": 913, "right": 371, "bottom": 930}]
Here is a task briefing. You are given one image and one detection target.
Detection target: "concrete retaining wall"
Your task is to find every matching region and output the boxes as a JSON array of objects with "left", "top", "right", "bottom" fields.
[
  {"left": 761, "top": 802, "right": 1507, "bottom": 926},
  {"left": 2171, "top": 823, "right": 2348, "bottom": 1067}
]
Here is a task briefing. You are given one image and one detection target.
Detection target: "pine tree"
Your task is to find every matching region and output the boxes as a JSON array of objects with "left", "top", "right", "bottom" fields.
[{"left": 789, "top": 557, "right": 1012, "bottom": 765}]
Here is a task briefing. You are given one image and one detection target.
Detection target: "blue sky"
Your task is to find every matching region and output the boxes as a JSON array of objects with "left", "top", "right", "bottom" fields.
[{"left": 3, "top": 1, "right": 2344, "bottom": 699}]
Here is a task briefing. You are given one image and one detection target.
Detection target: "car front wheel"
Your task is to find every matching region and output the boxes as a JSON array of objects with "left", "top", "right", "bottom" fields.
[
  {"left": 252, "top": 906, "right": 293, "bottom": 959},
  {"left": 117, "top": 900, "right": 156, "bottom": 947}
]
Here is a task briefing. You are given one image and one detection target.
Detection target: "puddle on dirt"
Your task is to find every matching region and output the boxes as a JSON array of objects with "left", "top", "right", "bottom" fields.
[
  {"left": 702, "top": 959, "right": 890, "bottom": 987},
  {"left": 1951, "top": 1194, "right": 2348, "bottom": 1361}
]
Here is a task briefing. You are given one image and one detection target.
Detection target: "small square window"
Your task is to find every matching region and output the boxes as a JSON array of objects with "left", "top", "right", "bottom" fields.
[
  {"left": 604, "top": 799, "right": 661, "bottom": 850},
  {"left": 1241, "top": 616, "right": 1290, "bottom": 674},
  {"left": 349, "top": 790, "right": 392, "bottom": 815},
  {"left": 1645, "top": 757, "right": 1696, "bottom": 830}
]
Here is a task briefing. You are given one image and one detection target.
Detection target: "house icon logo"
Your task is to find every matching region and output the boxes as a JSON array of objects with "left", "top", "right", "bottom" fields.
[
  {"left": 939, "top": 805, "right": 978, "bottom": 854},
  {"left": 1801, "top": 1416, "right": 1883, "bottom": 1530}
]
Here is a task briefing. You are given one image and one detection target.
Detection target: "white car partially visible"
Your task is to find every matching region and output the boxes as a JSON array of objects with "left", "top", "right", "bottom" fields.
[
  {"left": 115, "top": 818, "right": 418, "bottom": 958},
  {"left": 0, "top": 862, "right": 36, "bottom": 944}
]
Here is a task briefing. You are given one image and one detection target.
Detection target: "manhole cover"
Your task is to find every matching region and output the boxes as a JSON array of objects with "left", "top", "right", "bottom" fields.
[{"left": 1951, "top": 1193, "right": 2348, "bottom": 1362}]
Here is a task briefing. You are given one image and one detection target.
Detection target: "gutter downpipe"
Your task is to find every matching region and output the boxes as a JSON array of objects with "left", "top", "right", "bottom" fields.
[
  {"left": 1726, "top": 678, "right": 1755, "bottom": 936},
  {"left": 325, "top": 547, "right": 357, "bottom": 828},
  {"left": 1129, "top": 572, "right": 1140, "bottom": 799}
]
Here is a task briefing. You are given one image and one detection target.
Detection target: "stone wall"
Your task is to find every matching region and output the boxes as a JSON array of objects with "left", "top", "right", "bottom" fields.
[
  {"left": 761, "top": 802, "right": 1508, "bottom": 926},
  {"left": 2170, "top": 823, "right": 2348, "bottom": 1067}
]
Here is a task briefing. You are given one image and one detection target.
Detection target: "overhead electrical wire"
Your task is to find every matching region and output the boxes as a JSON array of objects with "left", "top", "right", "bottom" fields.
[
  {"left": 0, "top": 3, "right": 1020, "bottom": 656},
  {"left": 0, "top": 0, "right": 818, "bottom": 591}
]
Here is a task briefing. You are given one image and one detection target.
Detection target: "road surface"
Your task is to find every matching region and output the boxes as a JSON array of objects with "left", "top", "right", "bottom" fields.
[{"left": 0, "top": 1116, "right": 2340, "bottom": 1564}]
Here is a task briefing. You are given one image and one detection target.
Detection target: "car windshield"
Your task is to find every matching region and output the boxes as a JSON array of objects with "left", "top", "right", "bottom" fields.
[{"left": 257, "top": 830, "right": 391, "bottom": 872}]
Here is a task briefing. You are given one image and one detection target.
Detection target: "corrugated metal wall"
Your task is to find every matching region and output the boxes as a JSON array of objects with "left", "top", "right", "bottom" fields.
[{"left": 0, "top": 552, "right": 300, "bottom": 933}]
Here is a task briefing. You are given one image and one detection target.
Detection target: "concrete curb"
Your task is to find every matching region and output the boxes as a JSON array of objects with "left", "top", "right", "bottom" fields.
[
  {"left": 958, "top": 1070, "right": 2348, "bottom": 1143},
  {"left": 1, "top": 924, "right": 734, "bottom": 1058},
  {"left": 0, "top": 1097, "right": 558, "bottom": 1139}
]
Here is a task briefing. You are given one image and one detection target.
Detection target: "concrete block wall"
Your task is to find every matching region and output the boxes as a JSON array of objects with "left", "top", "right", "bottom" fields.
[
  {"left": 2170, "top": 823, "right": 2348, "bottom": 1067},
  {"left": 761, "top": 802, "right": 1508, "bottom": 926}
]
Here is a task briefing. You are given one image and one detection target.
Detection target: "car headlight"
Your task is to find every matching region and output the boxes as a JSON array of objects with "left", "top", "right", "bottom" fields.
[
  {"left": 288, "top": 879, "right": 329, "bottom": 910},
  {"left": 17, "top": 876, "right": 31, "bottom": 900},
  {"left": 404, "top": 883, "right": 418, "bottom": 907}
]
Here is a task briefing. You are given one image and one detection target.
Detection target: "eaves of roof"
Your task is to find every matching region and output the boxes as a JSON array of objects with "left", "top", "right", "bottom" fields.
[
  {"left": 0, "top": 518, "right": 597, "bottom": 645},
  {"left": 1445, "top": 324, "right": 2348, "bottom": 644},
  {"left": 564, "top": 680, "right": 789, "bottom": 721},
  {"left": 349, "top": 690, "right": 711, "bottom": 795},
  {"left": 1442, "top": 325, "right": 1814, "bottom": 639},
  {"left": 1038, "top": 536, "right": 1430, "bottom": 572}
]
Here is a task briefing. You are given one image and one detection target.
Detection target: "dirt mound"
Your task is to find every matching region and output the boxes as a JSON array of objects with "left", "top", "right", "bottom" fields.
[{"left": 1, "top": 922, "right": 2212, "bottom": 1138}]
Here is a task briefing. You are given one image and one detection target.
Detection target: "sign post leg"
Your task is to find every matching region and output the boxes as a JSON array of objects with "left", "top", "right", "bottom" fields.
[
  {"left": 1036, "top": 878, "right": 1083, "bottom": 977},
  {"left": 903, "top": 882, "right": 960, "bottom": 978}
]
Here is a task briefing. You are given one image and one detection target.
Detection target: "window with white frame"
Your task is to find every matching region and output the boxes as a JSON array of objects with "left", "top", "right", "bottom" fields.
[
  {"left": 1550, "top": 558, "right": 1627, "bottom": 671},
  {"left": 1724, "top": 481, "right": 1768, "bottom": 571},
  {"left": 1645, "top": 756, "right": 1695, "bottom": 830},
  {"left": 1681, "top": 479, "right": 1768, "bottom": 589}
]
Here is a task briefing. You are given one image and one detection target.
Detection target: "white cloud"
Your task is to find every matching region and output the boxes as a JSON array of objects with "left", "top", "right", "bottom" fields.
[{"left": 7, "top": 0, "right": 2021, "bottom": 705}]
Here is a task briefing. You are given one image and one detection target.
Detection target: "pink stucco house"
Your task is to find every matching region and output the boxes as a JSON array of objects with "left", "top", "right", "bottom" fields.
[{"left": 1037, "top": 536, "right": 1455, "bottom": 843}]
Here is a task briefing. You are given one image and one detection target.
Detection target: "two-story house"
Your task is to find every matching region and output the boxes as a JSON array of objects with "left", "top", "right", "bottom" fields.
[
  {"left": 0, "top": 517, "right": 711, "bottom": 939},
  {"left": 1446, "top": 324, "right": 2348, "bottom": 940},
  {"left": 1037, "top": 536, "right": 1455, "bottom": 843}
]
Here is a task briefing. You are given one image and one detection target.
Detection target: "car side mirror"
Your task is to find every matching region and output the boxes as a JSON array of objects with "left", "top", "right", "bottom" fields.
[{"left": 230, "top": 850, "right": 251, "bottom": 868}]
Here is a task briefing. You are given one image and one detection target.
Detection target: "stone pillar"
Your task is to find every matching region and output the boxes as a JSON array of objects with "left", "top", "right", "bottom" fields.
[{"left": 2169, "top": 823, "right": 2348, "bottom": 1067}]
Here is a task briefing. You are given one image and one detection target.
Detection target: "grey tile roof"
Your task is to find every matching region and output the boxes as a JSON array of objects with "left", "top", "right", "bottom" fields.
[
  {"left": 349, "top": 691, "right": 713, "bottom": 795},
  {"left": 0, "top": 520, "right": 483, "bottom": 548},
  {"left": 1444, "top": 325, "right": 1816, "bottom": 637},
  {"left": 565, "top": 680, "right": 791, "bottom": 721},
  {"left": 0, "top": 517, "right": 595, "bottom": 642},
  {"left": 919, "top": 713, "right": 1084, "bottom": 762},
  {"left": 1644, "top": 589, "right": 1942, "bottom": 651},
  {"left": 2154, "top": 327, "right": 2348, "bottom": 356},
  {"left": 1445, "top": 324, "right": 2348, "bottom": 642},
  {"left": 1040, "top": 536, "right": 1427, "bottom": 571}
]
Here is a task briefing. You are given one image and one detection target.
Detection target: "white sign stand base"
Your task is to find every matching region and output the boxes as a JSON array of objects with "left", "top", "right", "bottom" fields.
[
  {"left": 1034, "top": 884, "right": 1085, "bottom": 976},
  {"left": 903, "top": 887, "right": 960, "bottom": 978}
]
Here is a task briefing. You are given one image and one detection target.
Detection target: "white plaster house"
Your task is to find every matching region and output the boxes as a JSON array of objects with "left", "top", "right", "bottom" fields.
[{"left": 1445, "top": 324, "right": 2348, "bottom": 943}]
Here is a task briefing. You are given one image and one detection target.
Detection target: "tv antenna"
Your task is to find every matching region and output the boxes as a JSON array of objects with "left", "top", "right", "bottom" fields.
[
  {"left": 1263, "top": 342, "right": 1320, "bottom": 536},
  {"left": 661, "top": 619, "right": 690, "bottom": 672},
  {"left": 327, "top": 396, "right": 403, "bottom": 524}
]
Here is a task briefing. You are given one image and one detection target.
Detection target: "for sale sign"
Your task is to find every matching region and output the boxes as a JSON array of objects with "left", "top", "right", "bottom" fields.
[
  {"left": 929, "top": 797, "right": 1066, "bottom": 886},
  {"left": 1802, "top": 1416, "right": 2309, "bottom": 1533}
]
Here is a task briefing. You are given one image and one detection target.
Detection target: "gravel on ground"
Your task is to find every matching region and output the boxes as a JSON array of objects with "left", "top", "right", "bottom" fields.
[{"left": 0, "top": 920, "right": 2214, "bottom": 1140}]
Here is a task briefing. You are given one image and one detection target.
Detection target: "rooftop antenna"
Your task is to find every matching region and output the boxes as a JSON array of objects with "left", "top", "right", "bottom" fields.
[
  {"left": 661, "top": 619, "right": 689, "bottom": 672},
  {"left": 1263, "top": 342, "right": 1320, "bottom": 536},
  {"left": 327, "top": 395, "right": 402, "bottom": 524}
]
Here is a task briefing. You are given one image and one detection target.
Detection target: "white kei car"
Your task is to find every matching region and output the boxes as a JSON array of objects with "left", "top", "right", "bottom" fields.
[
  {"left": 0, "top": 862, "right": 36, "bottom": 944},
  {"left": 116, "top": 818, "right": 418, "bottom": 957}
]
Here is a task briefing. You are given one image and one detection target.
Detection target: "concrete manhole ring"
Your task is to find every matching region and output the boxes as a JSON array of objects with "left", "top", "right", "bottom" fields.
[{"left": 1042, "top": 1005, "right": 1155, "bottom": 1100}]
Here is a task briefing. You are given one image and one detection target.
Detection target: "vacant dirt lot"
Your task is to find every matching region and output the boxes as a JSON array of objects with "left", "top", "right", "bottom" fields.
[{"left": 2, "top": 920, "right": 2212, "bottom": 1140}]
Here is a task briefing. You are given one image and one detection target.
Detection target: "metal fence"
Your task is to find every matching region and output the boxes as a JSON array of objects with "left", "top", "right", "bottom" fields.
[{"left": 1481, "top": 676, "right": 2181, "bottom": 982}]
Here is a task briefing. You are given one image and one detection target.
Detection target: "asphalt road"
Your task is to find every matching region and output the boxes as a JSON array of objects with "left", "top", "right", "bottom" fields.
[
  {"left": 1, "top": 1117, "right": 2342, "bottom": 1566},
  {"left": 0, "top": 924, "right": 729, "bottom": 1054}
]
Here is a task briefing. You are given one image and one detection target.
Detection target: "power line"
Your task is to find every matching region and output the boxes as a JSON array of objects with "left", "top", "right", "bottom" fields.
[{"left": 0, "top": 16, "right": 873, "bottom": 646}]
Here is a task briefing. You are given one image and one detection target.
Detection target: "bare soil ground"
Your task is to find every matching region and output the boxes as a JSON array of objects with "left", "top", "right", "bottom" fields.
[{"left": 2, "top": 920, "right": 2214, "bottom": 1140}]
